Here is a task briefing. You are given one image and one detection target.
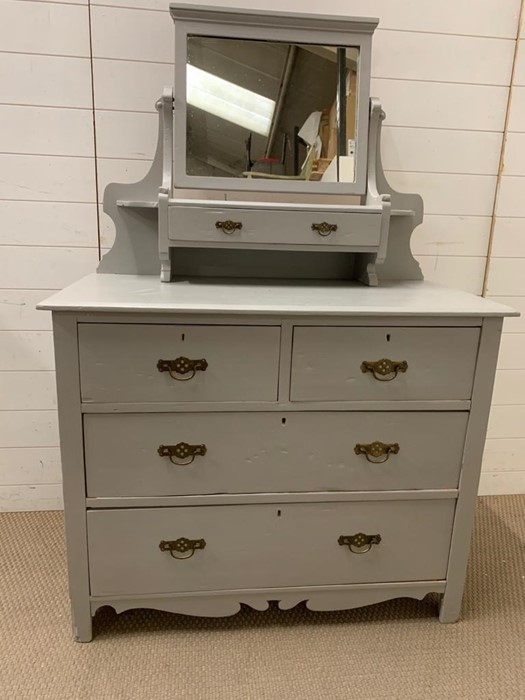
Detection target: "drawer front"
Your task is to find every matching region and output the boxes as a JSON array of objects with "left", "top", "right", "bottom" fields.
[
  {"left": 168, "top": 205, "right": 381, "bottom": 249},
  {"left": 78, "top": 324, "right": 280, "bottom": 403},
  {"left": 87, "top": 500, "right": 456, "bottom": 596},
  {"left": 291, "top": 326, "right": 480, "bottom": 401},
  {"left": 85, "top": 411, "right": 467, "bottom": 497}
]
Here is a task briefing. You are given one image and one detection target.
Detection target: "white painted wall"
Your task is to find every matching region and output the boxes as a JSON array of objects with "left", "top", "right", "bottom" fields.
[
  {"left": 0, "top": 0, "right": 523, "bottom": 510},
  {"left": 483, "top": 19, "right": 525, "bottom": 495}
]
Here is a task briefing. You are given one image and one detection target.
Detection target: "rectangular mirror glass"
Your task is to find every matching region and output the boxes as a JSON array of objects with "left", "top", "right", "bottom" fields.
[{"left": 186, "top": 36, "right": 359, "bottom": 183}]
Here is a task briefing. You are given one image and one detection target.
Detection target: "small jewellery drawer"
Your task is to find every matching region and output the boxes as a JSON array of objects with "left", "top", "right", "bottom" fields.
[
  {"left": 84, "top": 411, "right": 468, "bottom": 497},
  {"left": 87, "top": 500, "right": 456, "bottom": 596},
  {"left": 78, "top": 324, "right": 280, "bottom": 403},
  {"left": 168, "top": 205, "right": 381, "bottom": 249},
  {"left": 291, "top": 326, "right": 480, "bottom": 401}
]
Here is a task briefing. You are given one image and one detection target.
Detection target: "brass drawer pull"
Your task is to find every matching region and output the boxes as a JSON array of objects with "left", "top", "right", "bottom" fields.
[
  {"left": 361, "top": 358, "right": 408, "bottom": 381},
  {"left": 312, "top": 221, "right": 338, "bottom": 236},
  {"left": 157, "top": 356, "right": 208, "bottom": 381},
  {"left": 354, "top": 441, "right": 400, "bottom": 464},
  {"left": 338, "top": 533, "right": 381, "bottom": 554},
  {"left": 158, "top": 442, "right": 207, "bottom": 465},
  {"left": 215, "top": 220, "right": 242, "bottom": 234},
  {"left": 159, "top": 538, "right": 206, "bottom": 560}
]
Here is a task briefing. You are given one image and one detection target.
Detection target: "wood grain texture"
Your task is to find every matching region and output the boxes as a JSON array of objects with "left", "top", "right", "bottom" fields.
[
  {"left": 78, "top": 323, "right": 281, "bottom": 403},
  {"left": 291, "top": 326, "right": 480, "bottom": 401},
  {"left": 87, "top": 500, "right": 456, "bottom": 595},
  {"left": 84, "top": 411, "right": 467, "bottom": 496}
]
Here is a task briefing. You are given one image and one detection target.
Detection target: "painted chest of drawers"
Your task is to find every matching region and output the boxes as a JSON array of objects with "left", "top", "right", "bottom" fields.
[{"left": 39, "top": 276, "right": 514, "bottom": 642}]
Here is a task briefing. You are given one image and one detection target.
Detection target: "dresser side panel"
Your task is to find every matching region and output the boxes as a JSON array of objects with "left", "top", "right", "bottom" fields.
[
  {"left": 52, "top": 313, "right": 92, "bottom": 642},
  {"left": 439, "top": 316, "right": 504, "bottom": 623}
]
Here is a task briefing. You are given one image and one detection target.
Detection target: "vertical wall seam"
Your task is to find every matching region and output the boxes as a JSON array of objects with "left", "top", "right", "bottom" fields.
[
  {"left": 482, "top": 0, "right": 525, "bottom": 296},
  {"left": 87, "top": 0, "right": 102, "bottom": 261}
]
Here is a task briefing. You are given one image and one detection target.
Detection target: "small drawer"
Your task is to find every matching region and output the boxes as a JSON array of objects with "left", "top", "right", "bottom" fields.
[
  {"left": 84, "top": 411, "right": 467, "bottom": 497},
  {"left": 168, "top": 204, "right": 381, "bottom": 249},
  {"left": 291, "top": 326, "right": 480, "bottom": 401},
  {"left": 87, "top": 499, "right": 456, "bottom": 596},
  {"left": 78, "top": 324, "right": 280, "bottom": 403}
]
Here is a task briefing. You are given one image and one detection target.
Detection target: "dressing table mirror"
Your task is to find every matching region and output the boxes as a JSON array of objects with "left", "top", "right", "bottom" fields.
[{"left": 38, "top": 3, "right": 517, "bottom": 642}]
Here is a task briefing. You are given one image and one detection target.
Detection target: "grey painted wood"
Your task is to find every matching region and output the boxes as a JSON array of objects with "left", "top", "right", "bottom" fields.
[
  {"left": 171, "top": 4, "right": 375, "bottom": 196},
  {"left": 87, "top": 499, "right": 455, "bottom": 596},
  {"left": 439, "top": 317, "right": 504, "bottom": 623},
  {"left": 37, "top": 276, "right": 518, "bottom": 318},
  {"left": 86, "top": 490, "right": 459, "bottom": 509},
  {"left": 81, "top": 400, "right": 472, "bottom": 413},
  {"left": 291, "top": 326, "right": 480, "bottom": 402},
  {"left": 84, "top": 411, "right": 468, "bottom": 497},
  {"left": 78, "top": 323, "right": 281, "bottom": 403},
  {"left": 168, "top": 202, "right": 382, "bottom": 249},
  {"left": 368, "top": 98, "right": 425, "bottom": 283},
  {"left": 97, "top": 95, "right": 166, "bottom": 277},
  {"left": 90, "top": 580, "right": 446, "bottom": 617},
  {"left": 52, "top": 313, "right": 92, "bottom": 643}
]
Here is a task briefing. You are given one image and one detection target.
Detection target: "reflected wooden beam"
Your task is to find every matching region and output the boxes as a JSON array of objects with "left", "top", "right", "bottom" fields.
[{"left": 265, "top": 45, "right": 297, "bottom": 158}]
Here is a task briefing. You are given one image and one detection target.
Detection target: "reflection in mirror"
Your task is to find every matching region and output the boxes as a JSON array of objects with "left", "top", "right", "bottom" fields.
[{"left": 186, "top": 36, "right": 359, "bottom": 183}]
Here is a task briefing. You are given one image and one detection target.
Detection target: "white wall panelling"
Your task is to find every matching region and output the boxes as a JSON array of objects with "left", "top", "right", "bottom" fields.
[
  {"left": 0, "top": 291, "right": 53, "bottom": 331},
  {"left": 2, "top": 0, "right": 524, "bottom": 509},
  {"left": 492, "top": 370, "right": 525, "bottom": 405},
  {"left": 0, "top": 1, "right": 90, "bottom": 57},
  {"left": 0, "top": 485, "right": 63, "bottom": 513},
  {"left": 92, "top": 59, "right": 172, "bottom": 112},
  {"left": 0, "top": 373, "right": 57, "bottom": 411},
  {"left": 0, "top": 448, "right": 61, "bottom": 486},
  {"left": 0, "top": 106, "right": 94, "bottom": 158},
  {"left": 0, "top": 53, "right": 93, "bottom": 108},
  {"left": 486, "top": 259, "right": 525, "bottom": 296},
  {"left": 90, "top": 5, "right": 173, "bottom": 63},
  {"left": 0, "top": 1, "right": 97, "bottom": 510},
  {"left": 0, "top": 155, "right": 96, "bottom": 202},
  {"left": 488, "top": 405, "right": 525, "bottom": 438},
  {"left": 96, "top": 0, "right": 521, "bottom": 39},
  {"left": 410, "top": 216, "right": 491, "bottom": 258},
  {"left": 0, "top": 332, "right": 55, "bottom": 372},
  {"left": 372, "top": 32, "right": 515, "bottom": 86},
  {"left": 0, "top": 247, "right": 99, "bottom": 290},
  {"left": 0, "top": 412, "right": 59, "bottom": 449},
  {"left": 372, "top": 80, "right": 509, "bottom": 132},
  {"left": 0, "top": 201, "right": 98, "bottom": 248}
]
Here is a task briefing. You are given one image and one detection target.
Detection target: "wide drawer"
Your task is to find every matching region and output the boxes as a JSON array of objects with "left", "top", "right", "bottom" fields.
[
  {"left": 78, "top": 324, "right": 280, "bottom": 403},
  {"left": 87, "top": 500, "right": 456, "bottom": 595},
  {"left": 291, "top": 326, "right": 480, "bottom": 401},
  {"left": 84, "top": 411, "right": 468, "bottom": 496},
  {"left": 168, "top": 205, "right": 381, "bottom": 249}
]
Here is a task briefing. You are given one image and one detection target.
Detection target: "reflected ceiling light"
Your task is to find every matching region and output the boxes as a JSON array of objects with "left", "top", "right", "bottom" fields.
[{"left": 187, "top": 64, "right": 275, "bottom": 136}]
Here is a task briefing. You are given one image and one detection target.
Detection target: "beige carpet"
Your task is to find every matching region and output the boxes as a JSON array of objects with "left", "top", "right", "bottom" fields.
[{"left": 0, "top": 497, "right": 524, "bottom": 700}]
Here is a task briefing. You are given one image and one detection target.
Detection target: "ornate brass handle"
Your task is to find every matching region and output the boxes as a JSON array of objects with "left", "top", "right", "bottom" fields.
[
  {"left": 157, "top": 357, "right": 208, "bottom": 381},
  {"left": 312, "top": 221, "right": 338, "bottom": 236},
  {"left": 338, "top": 533, "right": 381, "bottom": 554},
  {"left": 158, "top": 442, "right": 207, "bottom": 465},
  {"left": 215, "top": 220, "right": 242, "bottom": 234},
  {"left": 159, "top": 538, "right": 206, "bottom": 560},
  {"left": 360, "top": 358, "right": 408, "bottom": 381},
  {"left": 354, "top": 441, "right": 400, "bottom": 464}
]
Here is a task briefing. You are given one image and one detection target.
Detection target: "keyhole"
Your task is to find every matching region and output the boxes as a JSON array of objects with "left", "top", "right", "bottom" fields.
[
  {"left": 181, "top": 333, "right": 185, "bottom": 341},
  {"left": 282, "top": 417, "right": 286, "bottom": 425},
  {"left": 386, "top": 334, "right": 391, "bottom": 342},
  {"left": 277, "top": 510, "right": 282, "bottom": 517}
]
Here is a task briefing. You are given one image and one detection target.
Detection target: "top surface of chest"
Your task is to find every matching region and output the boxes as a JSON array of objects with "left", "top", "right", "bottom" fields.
[{"left": 37, "top": 274, "right": 517, "bottom": 318}]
